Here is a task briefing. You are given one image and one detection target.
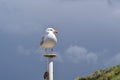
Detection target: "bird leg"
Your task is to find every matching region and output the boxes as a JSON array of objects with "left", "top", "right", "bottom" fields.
[
  {"left": 45, "top": 49, "right": 47, "bottom": 54},
  {"left": 51, "top": 48, "right": 54, "bottom": 53}
]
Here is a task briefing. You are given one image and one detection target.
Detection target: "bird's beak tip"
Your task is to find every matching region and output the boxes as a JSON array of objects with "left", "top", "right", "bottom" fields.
[{"left": 54, "top": 30, "right": 58, "bottom": 34}]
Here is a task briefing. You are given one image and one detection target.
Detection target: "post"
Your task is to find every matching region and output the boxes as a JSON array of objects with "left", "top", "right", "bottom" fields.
[
  {"left": 49, "top": 58, "right": 53, "bottom": 80},
  {"left": 44, "top": 54, "right": 56, "bottom": 80}
]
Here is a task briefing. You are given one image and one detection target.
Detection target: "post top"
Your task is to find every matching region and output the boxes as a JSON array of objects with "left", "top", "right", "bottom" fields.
[{"left": 43, "top": 53, "right": 57, "bottom": 58}]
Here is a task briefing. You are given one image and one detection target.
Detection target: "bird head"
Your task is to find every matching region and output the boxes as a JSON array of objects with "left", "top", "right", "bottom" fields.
[{"left": 46, "top": 28, "right": 58, "bottom": 34}]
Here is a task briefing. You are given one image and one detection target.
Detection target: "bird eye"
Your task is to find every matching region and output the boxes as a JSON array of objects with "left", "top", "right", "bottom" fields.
[{"left": 49, "top": 29, "right": 53, "bottom": 31}]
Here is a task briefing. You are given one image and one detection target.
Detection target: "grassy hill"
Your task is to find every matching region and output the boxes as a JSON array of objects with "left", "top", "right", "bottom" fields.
[{"left": 76, "top": 65, "right": 120, "bottom": 80}]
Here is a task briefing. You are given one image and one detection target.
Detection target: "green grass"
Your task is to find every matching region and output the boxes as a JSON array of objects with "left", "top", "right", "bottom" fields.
[{"left": 76, "top": 65, "right": 120, "bottom": 80}]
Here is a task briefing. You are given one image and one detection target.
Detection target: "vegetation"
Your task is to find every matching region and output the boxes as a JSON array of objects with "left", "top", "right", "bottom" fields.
[{"left": 76, "top": 65, "right": 120, "bottom": 80}]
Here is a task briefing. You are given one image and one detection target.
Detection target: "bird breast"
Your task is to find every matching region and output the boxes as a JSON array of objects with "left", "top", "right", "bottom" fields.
[{"left": 41, "top": 38, "right": 57, "bottom": 49}]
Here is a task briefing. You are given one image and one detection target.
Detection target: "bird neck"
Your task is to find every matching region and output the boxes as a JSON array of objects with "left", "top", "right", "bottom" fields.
[{"left": 47, "top": 32, "right": 56, "bottom": 38}]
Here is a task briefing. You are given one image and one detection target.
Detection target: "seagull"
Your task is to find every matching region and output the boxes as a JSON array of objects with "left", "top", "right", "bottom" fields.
[{"left": 40, "top": 28, "right": 58, "bottom": 53}]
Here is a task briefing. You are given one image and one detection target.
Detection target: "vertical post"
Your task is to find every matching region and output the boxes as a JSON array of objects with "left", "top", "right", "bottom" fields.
[
  {"left": 44, "top": 54, "right": 56, "bottom": 80},
  {"left": 49, "top": 58, "right": 53, "bottom": 80}
]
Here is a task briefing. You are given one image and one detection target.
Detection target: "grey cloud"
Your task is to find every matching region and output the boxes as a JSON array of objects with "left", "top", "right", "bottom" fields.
[
  {"left": 1, "top": 0, "right": 120, "bottom": 35},
  {"left": 86, "top": 52, "right": 98, "bottom": 64},
  {"left": 65, "top": 45, "right": 98, "bottom": 64},
  {"left": 0, "top": 0, "right": 45, "bottom": 35},
  {"left": 105, "top": 52, "right": 120, "bottom": 67},
  {"left": 17, "top": 45, "right": 41, "bottom": 55}
]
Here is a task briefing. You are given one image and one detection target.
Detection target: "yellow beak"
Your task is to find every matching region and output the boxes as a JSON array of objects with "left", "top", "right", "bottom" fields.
[{"left": 54, "top": 30, "right": 58, "bottom": 34}]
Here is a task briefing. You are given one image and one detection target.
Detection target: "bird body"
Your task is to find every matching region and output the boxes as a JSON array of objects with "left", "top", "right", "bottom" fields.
[{"left": 40, "top": 28, "right": 58, "bottom": 52}]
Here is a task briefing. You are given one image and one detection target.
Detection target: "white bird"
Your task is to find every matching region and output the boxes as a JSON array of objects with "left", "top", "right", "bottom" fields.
[{"left": 40, "top": 28, "right": 58, "bottom": 53}]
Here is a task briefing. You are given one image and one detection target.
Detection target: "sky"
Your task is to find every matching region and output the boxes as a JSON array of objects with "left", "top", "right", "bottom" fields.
[{"left": 0, "top": 0, "right": 120, "bottom": 80}]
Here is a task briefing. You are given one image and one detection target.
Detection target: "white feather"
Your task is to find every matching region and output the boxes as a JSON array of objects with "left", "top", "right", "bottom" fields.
[{"left": 40, "top": 28, "right": 58, "bottom": 49}]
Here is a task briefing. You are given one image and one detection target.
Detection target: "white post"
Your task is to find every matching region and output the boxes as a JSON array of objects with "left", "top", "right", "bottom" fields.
[
  {"left": 43, "top": 54, "right": 56, "bottom": 80},
  {"left": 49, "top": 58, "right": 53, "bottom": 80}
]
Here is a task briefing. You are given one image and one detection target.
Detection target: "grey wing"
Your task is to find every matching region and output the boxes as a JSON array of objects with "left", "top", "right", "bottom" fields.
[{"left": 40, "top": 36, "right": 44, "bottom": 46}]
